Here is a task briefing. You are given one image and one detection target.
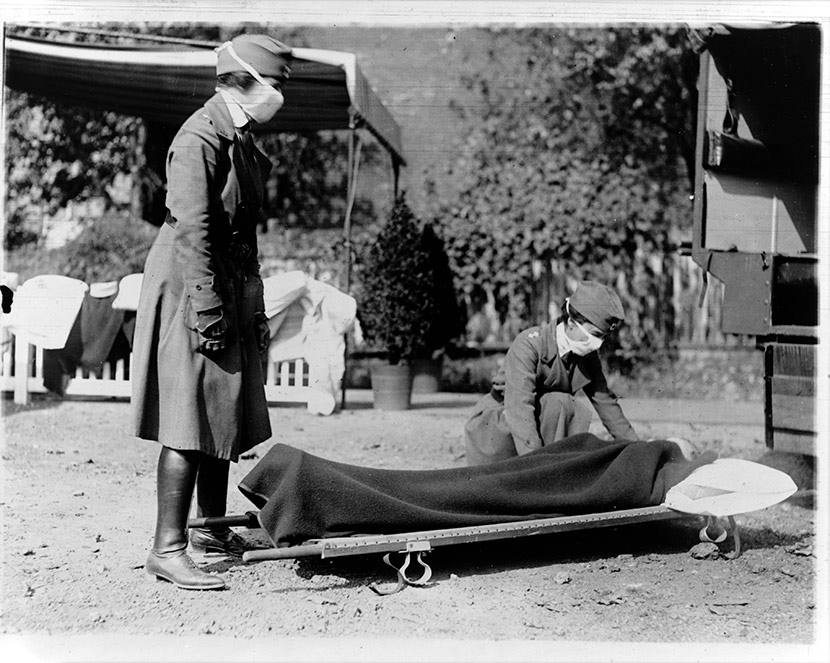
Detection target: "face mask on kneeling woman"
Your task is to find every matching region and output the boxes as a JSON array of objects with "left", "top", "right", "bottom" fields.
[
  {"left": 567, "top": 320, "right": 604, "bottom": 356},
  {"left": 561, "top": 299, "right": 605, "bottom": 356}
]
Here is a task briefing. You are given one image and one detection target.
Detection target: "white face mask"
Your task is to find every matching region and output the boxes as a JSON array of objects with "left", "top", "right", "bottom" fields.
[
  {"left": 236, "top": 83, "right": 284, "bottom": 124},
  {"left": 564, "top": 299, "right": 605, "bottom": 356},
  {"left": 567, "top": 318, "right": 604, "bottom": 356},
  {"left": 219, "top": 42, "right": 286, "bottom": 124}
]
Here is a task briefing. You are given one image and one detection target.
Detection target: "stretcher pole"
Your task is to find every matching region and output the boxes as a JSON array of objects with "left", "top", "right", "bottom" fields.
[
  {"left": 186, "top": 511, "right": 260, "bottom": 529},
  {"left": 241, "top": 505, "right": 695, "bottom": 563}
]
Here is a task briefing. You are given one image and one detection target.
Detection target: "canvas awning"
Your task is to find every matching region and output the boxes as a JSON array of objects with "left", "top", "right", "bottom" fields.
[
  {"left": 3, "top": 34, "right": 405, "bottom": 167},
  {"left": 4, "top": 30, "right": 405, "bottom": 410}
]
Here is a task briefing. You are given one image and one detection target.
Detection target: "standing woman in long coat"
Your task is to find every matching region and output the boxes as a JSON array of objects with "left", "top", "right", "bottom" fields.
[{"left": 131, "top": 34, "right": 292, "bottom": 590}]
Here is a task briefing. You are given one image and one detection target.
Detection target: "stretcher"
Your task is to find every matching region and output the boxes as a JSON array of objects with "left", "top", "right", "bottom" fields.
[{"left": 187, "top": 506, "right": 741, "bottom": 594}]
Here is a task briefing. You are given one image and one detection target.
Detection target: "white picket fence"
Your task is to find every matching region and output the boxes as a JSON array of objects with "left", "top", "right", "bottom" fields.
[{"left": 0, "top": 329, "right": 312, "bottom": 406}]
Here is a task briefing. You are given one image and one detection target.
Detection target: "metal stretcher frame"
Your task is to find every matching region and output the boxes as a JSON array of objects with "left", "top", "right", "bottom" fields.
[{"left": 188, "top": 506, "right": 740, "bottom": 592}]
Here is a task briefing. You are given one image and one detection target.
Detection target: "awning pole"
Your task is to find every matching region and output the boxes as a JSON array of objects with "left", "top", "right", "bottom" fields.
[
  {"left": 342, "top": 115, "right": 363, "bottom": 410},
  {"left": 344, "top": 122, "right": 355, "bottom": 293},
  {"left": 393, "top": 158, "right": 401, "bottom": 197}
]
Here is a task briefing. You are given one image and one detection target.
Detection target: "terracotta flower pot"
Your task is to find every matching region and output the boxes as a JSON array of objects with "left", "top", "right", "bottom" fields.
[{"left": 370, "top": 362, "right": 413, "bottom": 410}]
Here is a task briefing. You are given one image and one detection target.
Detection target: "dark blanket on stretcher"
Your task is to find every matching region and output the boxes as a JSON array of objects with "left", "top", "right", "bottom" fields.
[{"left": 239, "top": 433, "right": 715, "bottom": 546}]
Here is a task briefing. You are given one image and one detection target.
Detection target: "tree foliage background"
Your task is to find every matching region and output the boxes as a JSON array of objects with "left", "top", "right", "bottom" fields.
[{"left": 425, "top": 26, "right": 699, "bottom": 360}]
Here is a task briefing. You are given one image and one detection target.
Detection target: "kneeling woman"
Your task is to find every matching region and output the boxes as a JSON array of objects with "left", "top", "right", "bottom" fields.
[{"left": 465, "top": 280, "right": 638, "bottom": 466}]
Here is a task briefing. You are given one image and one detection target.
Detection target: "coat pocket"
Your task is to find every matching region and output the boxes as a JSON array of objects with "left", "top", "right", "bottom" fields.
[{"left": 178, "top": 290, "right": 200, "bottom": 331}]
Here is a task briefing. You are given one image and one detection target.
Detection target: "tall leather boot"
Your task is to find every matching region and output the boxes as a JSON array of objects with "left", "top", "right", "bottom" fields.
[
  {"left": 189, "top": 454, "right": 254, "bottom": 557},
  {"left": 145, "top": 446, "right": 225, "bottom": 590}
]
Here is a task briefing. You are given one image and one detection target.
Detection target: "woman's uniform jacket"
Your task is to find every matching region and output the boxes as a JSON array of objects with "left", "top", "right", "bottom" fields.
[
  {"left": 465, "top": 322, "right": 637, "bottom": 462},
  {"left": 131, "top": 93, "right": 272, "bottom": 461}
]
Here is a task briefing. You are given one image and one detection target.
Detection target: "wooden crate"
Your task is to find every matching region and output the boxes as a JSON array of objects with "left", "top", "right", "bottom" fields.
[{"left": 764, "top": 342, "right": 817, "bottom": 456}]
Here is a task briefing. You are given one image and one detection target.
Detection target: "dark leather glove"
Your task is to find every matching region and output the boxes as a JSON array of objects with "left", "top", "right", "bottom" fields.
[
  {"left": 196, "top": 309, "right": 228, "bottom": 354},
  {"left": 255, "top": 312, "right": 270, "bottom": 354}
]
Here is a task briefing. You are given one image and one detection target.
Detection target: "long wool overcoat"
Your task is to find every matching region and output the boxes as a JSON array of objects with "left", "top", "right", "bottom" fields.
[
  {"left": 465, "top": 322, "right": 637, "bottom": 463},
  {"left": 131, "top": 93, "right": 272, "bottom": 461}
]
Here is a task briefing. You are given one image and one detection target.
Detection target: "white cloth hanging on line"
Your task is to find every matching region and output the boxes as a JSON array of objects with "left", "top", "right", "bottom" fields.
[{"left": 3, "top": 274, "right": 88, "bottom": 349}]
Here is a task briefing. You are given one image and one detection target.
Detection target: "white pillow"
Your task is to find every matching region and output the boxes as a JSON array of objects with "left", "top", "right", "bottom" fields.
[{"left": 663, "top": 458, "right": 797, "bottom": 517}]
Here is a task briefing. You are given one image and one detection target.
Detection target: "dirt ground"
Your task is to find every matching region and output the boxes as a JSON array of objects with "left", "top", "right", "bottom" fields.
[{"left": 0, "top": 390, "right": 826, "bottom": 662}]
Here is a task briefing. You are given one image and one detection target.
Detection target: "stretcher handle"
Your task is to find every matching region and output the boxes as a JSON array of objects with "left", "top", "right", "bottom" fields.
[
  {"left": 243, "top": 544, "right": 324, "bottom": 562},
  {"left": 186, "top": 511, "right": 260, "bottom": 529}
]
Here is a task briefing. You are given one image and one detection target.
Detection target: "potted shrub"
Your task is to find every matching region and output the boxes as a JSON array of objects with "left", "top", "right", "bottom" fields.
[
  {"left": 355, "top": 195, "right": 437, "bottom": 409},
  {"left": 411, "top": 223, "right": 466, "bottom": 393}
]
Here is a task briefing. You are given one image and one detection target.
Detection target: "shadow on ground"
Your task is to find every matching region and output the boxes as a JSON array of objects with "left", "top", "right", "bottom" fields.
[{"left": 247, "top": 516, "right": 810, "bottom": 593}]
